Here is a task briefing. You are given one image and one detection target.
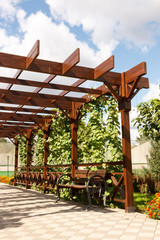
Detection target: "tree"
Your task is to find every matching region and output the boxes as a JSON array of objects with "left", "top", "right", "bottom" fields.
[
  {"left": 133, "top": 99, "right": 160, "bottom": 141},
  {"left": 19, "top": 96, "right": 123, "bottom": 169},
  {"left": 133, "top": 98, "right": 160, "bottom": 181},
  {"left": 147, "top": 140, "right": 160, "bottom": 181}
]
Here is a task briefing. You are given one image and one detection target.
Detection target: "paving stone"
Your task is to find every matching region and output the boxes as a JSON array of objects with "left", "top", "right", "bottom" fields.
[{"left": 0, "top": 183, "right": 159, "bottom": 240}]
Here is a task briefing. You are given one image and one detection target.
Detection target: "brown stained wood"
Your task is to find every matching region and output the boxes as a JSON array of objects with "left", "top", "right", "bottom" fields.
[
  {"left": 0, "top": 95, "right": 72, "bottom": 110},
  {"left": 0, "top": 106, "right": 54, "bottom": 114},
  {"left": 0, "top": 51, "right": 149, "bottom": 91},
  {"left": 70, "top": 102, "right": 79, "bottom": 178},
  {"left": 0, "top": 76, "right": 102, "bottom": 95},
  {"left": 43, "top": 119, "right": 51, "bottom": 193},
  {"left": 0, "top": 126, "right": 36, "bottom": 131},
  {"left": 133, "top": 77, "right": 149, "bottom": 89},
  {"left": 0, "top": 121, "right": 37, "bottom": 126},
  {"left": 26, "top": 130, "right": 32, "bottom": 189},
  {"left": 119, "top": 73, "right": 134, "bottom": 212},
  {"left": 0, "top": 89, "right": 87, "bottom": 103},
  {"left": 127, "top": 77, "right": 140, "bottom": 99},
  {"left": 0, "top": 113, "right": 51, "bottom": 123},
  {"left": 26, "top": 40, "right": 40, "bottom": 69},
  {"left": 120, "top": 109, "right": 134, "bottom": 212},
  {"left": 62, "top": 48, "right": 80, "bottom": 74},
  {"left": 14, "top": 69, "right": 23, "bottom": 79},
  {"left": 94, "top": 55, "right": 114, "bottom": 79},
  {"left": 125, "top": 62, "right": 147, "bottom": 83}
]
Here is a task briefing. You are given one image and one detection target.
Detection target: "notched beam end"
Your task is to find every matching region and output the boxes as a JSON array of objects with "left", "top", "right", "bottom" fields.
[
  {"left": 62, "top": 48, "right": 80, "bottom": 75},
  {"left": 26, "top": 40, "right": 40, "bottom": 69},
  {"left": 125, "top": 62, "right": 147, "bottom": 83},
  {"left": 94, "top": 55, "right": 114, "bottom": 79}
]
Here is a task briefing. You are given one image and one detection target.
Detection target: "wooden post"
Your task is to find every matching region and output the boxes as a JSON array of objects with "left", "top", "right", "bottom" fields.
[
  {"left": 43, "top": 120, "right": 51, "bottom": 193},
  {"left": 26, "top": 130, "right": 32, "bottom": 189},
  {"left": 70, "top": 102, "right": 79, "bottom": 178},
  {"left": 14, "top": 139, "right": 18, "bottom": 186},
  {"left": 119, "top": 72, "right": 134, "bottom": 212}
]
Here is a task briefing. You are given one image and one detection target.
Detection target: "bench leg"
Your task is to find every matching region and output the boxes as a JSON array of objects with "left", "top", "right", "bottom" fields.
[
  {"left": 86, "top": 188, "right": 92, "bottom": 210},
  {"left": 103, "top": 182, "right": 107, "bottom": 207},
  {"left": 55, "top": 187, "right": 60, "bottom": 203}
]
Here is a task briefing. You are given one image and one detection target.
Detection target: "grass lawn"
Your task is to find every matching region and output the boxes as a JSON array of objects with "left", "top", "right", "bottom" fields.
[{"left": 134, "top": 192, "right": 155, "bottom": 212}]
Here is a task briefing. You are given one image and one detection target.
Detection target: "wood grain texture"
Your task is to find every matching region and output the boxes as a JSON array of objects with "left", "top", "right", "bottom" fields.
[
  {"left": 62, "top": 48, "right": 80, "bottom": 74},
  {"left": 94, "top": 55, "right": 114, "bottom": 79},
  {"left": 26, "top": 40, "right": 40, "bottom": 69},
  {"left": 125, "top": 62, "right": 147, "bottom": 83}
]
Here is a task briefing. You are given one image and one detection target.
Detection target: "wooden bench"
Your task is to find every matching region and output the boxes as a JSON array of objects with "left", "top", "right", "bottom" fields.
[{"left": 56, "top": 169, "right": 107, "bottom": 209}]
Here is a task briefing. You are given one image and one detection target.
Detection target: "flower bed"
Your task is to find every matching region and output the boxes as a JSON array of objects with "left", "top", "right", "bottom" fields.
[
  {"left": 145, "top": 193, "right": 160, "bottom": 219},
  {"left": 0, "top": 176, "right": 14, "bottom": 185}
]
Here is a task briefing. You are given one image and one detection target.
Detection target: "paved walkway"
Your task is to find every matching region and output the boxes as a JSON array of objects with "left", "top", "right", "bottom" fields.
[{"left": 0, "top": 183, "right": 160, "bottom": 240}]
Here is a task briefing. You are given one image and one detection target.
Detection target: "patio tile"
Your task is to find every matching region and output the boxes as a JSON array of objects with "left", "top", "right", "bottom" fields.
[{"left": 0, "top": 183, "right": 159, "bottom": 240}]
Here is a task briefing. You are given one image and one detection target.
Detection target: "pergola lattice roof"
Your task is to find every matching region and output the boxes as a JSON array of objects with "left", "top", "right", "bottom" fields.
[{"left": 0, "top": 40, "right": 149, "bottom": 139}]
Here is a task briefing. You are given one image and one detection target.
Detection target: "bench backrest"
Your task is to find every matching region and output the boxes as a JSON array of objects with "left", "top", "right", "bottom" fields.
[
  {"left": 88, "top": 169, "right": 107, "bottom": 179},
  {"left": 75, "top": 170, "right": 89, "bottom": 179},
  {"left": 75, "top": 169, "right": 107, "bottom": 179}
]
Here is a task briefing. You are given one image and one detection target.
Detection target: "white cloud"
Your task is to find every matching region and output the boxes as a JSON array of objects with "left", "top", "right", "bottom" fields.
[
  {"left": 1, "top": 10, "right": 112, "bottom": 68},
  {"left": 45, "top": 0, "right": 160, "bottom": 52},
  {"left": 143, "top": 83, "right": 160, "bottom": 102},
  {"left": 0, "top": 0, "right": 21, "bottom": 21}
]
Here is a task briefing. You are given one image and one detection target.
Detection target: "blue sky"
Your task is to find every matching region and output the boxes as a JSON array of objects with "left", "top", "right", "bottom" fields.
[{"left": 0, "top": 0, "right": 160, "bottom": 141}]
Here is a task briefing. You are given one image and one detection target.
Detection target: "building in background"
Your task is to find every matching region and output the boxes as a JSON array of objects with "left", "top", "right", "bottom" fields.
[
  {"left": 0, "top": 142, "right": 14, "bottom": 177},
  {"left": 131, "top": 141, "right": 150, "bottom": 169}
]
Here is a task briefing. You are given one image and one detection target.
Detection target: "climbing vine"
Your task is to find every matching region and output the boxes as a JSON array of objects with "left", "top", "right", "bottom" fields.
[{"left": 18, "top": 96, "right": 122, "bottom": 168}]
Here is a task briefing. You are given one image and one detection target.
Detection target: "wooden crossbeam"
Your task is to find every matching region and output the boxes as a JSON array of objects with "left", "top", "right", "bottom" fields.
[
  {"left": 0, "top": 95, "right": 72, "bottom": 110},
  {"left": 0, "top": 89, "right": 87, "bottom": 103},
  {"left": 0, "top": 112, "right": 52, "bottom": 122},
  {"left": 62, "top": 48, "right": 80, "bottom": 74},
  {"left": 0, "top": 51, "right": 149, "bottom": 91},
  {"left": 0, "top": 76, "right": 103, "bottom": 95},
  {"left": 26, "top": 40, "right": 40, "bottom": 69},
  {"left": 0, "top": 121, "right": 36, "bottom": 126},
  {"left": 94, "top": 55, "right": 114, "bottom": 79},
  {"left": 0, "top": 106, "right": 54, "bottom": 114},
  {"left": 125, "top": 62, "right": 147, "bottom": 83}
]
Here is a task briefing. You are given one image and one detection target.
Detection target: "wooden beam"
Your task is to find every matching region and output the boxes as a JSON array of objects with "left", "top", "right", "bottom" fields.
[
  {"left": 0, "top": 76, "right": 103, "bottom": 95},
  {"left": 26, "top": 130, "right": 32, "bottom": 189},
  {"left": 0, "top": 112, "right": 51, "bottom": 122},
  {"left": 0, "top": 95, "right": 72, "bottom": 110},
  {"left": 62, "top": 48, "right": 80, "bottom": 74},
  {"left": 0, "top": 50, "right": 149, "bottom": 91},
  {"left": 26, "top": 40, "right": 40, "bottom": 69},
  {"left": 14, "top": 139, "right": 18, "bottom": 186},
  {"left": 70, "top": 102, "right": 79, "bottom": 178},
  {"left": 43, "top": 119, "right": 51, "bottom": 193},
  {"left": 125, "top": 62, "right": 147, "bottom": 83},
  {"left": 94, "top": 55, "right": 114, "bottom": 79},
  {"left": 0, "top": 52, "right": 116, "bottom": 83},
  {"left": 119, "top": 73, "right": 134, "bottom": 212},
  {"left": 0, "top": 89, "right": 87, "bottom": 103},
  {"left": 0, "top": 106, "right": 55, "bottom": 114}
]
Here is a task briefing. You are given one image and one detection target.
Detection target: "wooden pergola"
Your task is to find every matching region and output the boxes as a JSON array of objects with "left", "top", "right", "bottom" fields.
[{"left": 0, "top": 40, "right": 149, "bottom": 212}]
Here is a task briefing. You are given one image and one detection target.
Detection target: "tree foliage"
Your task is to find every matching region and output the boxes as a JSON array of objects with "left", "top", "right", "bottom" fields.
[
  {"left": 18, "top": 96, "right": 122, "bottom": 167},
  {"left": 133, "top": 98, "right": 160, "bottom": 182},
  {"left": 147, "top": 140, "right": 160, "bottom": 181},
  {"left": 133, "top": 99, "right": 160, "bottom": 141}
]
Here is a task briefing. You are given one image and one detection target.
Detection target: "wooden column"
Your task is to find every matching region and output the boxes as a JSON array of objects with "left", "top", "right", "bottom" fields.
[
  {"left": 119, "top": 72, "right": 134, "bottom": 212},
  {"left": 43, "top": 120, "right": 51, "bottom": 193},
  {"left": 26, "top": 130, "right": 32, "bottom": 189},
  {"left": 14, "top": 139, "right": 18, "bottom": 186},
  {"left": 70, "top": 102, "right": 79, "bottom": 178}
]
